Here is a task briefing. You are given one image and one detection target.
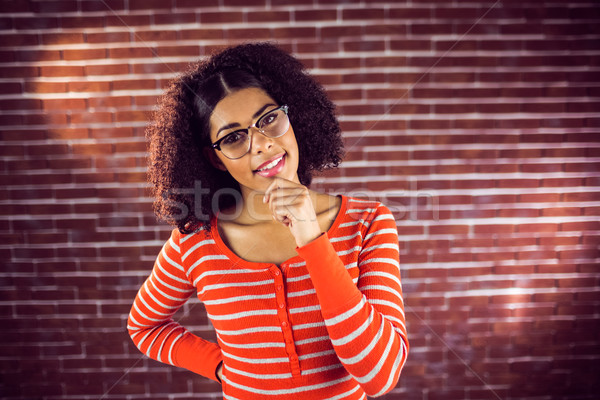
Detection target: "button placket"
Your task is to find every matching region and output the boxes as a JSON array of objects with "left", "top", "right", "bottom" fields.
[{"left": 270, "top": 265, "right": 301, "bottom": 376}]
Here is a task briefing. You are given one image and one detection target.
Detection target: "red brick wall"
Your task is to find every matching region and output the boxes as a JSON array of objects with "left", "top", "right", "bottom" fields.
[{"left": 1, "top": 1, "right": 599, "bottom": 399}]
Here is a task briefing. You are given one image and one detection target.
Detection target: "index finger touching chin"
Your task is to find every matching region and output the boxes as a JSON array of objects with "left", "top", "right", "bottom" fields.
[{"left": 263, "top": 178, "right": 279, "bottom": 202}]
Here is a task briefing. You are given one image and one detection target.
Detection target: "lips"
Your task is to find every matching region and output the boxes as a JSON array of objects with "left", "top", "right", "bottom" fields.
[{"left": 254, "top": 153, "right": 286, "bottom": 178}]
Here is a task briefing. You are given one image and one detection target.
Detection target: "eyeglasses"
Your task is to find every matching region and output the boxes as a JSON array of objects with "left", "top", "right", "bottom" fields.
[{"left": 211, "top": 105, "right": 289, "bottom": 160}]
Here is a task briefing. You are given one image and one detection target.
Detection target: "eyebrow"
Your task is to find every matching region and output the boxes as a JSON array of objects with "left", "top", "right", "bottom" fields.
[{"left": 216, "top": 103, "right": 277, "bottom": 137}]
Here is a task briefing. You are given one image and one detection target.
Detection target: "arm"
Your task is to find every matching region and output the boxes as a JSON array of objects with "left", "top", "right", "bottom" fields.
[
  {"left": 296, "top": 205, "right": 408, "bottom": 397},
  {"left": 127, "top": 230, "right": 223, "bottom": 382},
  {"left": 263, "top": 179, "right": 408, "bottom": 395}
]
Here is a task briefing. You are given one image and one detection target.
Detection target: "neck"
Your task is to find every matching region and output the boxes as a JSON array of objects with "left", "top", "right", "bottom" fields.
[
  {"left": 237, "top": 187, "right": 274, "bottom": 224},
  {"left": 228, "top": 182, "right": 317, "bottom": 226}
]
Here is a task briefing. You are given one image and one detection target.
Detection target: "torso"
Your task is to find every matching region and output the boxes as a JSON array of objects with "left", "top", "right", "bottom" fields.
[{"left": 216, "top": 192, "right": 342, "bottom": 265}]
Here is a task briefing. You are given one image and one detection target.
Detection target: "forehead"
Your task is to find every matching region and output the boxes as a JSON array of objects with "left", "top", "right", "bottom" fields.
[{"left": 209, "top": 88, "right": 275, "bottom": 134}]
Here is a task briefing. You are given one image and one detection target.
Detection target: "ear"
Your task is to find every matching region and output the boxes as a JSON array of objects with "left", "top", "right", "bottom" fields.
[{"left": 203, "top": 147, "right": 228, "bottom": 171}]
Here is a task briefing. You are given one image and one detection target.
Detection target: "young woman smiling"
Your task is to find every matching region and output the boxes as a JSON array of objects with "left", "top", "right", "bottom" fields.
[{"left": 128, "top": 43, "right": 409, "bottom": 399}]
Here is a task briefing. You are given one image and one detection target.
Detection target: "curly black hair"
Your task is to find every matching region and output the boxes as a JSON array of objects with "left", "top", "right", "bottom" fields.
[{"left": 147, "top": 42, "right": 345, "bottom": 234}]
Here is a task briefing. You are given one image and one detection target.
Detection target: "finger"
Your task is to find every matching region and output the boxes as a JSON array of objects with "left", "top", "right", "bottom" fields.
[
  {"left": 269, "top": 194, "right": 312, "bottom": 223},
  {"left": 268, "top": 191, "right": 307, "bottom": 208},
  {"left": 263, "top": 178, "right": 303, "bottom": 203},
  {"left": 266, "top": 188, "right": 308, "bottom": 212},
  {"left": 263, "top": 178, "right": 280, "bottom": 203}
]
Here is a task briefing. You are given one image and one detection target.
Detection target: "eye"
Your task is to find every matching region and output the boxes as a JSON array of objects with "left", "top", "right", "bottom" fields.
[
  {"left": 221, "top": 130, "right": 247, "bottom": 146},
  {"left": 258, "top": 110, "right": 279, "bottom": 129}
]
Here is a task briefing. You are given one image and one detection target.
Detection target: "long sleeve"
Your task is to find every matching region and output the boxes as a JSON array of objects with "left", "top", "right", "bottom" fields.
[
  {"left": 296, "top": 203, "right": 408, "bottom": 397},
  {"left": 127, "top": 230, "right": 223, "bottom": 381}
]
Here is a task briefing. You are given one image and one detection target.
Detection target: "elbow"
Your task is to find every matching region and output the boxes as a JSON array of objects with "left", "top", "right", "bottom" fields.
[
  {"left": 361, "top": 382, "right": 395, "bottom": 398},
  {"left": 363, "top": 344, "right": 408, "bottom": 397},
  {"left": 126, "top": 308, "right": 143, "bottom": 347}
]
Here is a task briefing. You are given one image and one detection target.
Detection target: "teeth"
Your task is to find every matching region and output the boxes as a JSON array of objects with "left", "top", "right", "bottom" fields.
[{"left": 257, "top": 156, "right": 283, "bottom": 172}]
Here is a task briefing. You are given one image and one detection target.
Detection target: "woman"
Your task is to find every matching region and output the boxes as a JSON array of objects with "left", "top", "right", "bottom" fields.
[{"left": 128, "top": 42, "right": 408, "bottom": 399}]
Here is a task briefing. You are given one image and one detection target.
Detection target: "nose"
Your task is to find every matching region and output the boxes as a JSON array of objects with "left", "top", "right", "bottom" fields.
[{"left": 249, "top": 127, "right": 274, "bottom": 154}]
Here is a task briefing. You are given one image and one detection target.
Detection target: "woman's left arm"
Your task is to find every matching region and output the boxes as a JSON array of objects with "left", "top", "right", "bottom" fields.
[
  {"left": 265, "top": 179, "right": 408, "bottom": 396},
  {"left": 296, "top": 204, "right": 409, "bottom": 397}
]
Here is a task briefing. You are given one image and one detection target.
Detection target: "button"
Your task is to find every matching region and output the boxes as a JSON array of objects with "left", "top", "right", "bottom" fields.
[
  {"left": 273, "top": 270, "right": 281, "bottom": 276},
  {"left": 279, "top": 303, "right": 285, "bottom": 309},
  {"left": 281, "top": 321, "right": 288, "bottom": 328},
  {"left": 276, "top": 285, "right": 283, "bottom": 291}
]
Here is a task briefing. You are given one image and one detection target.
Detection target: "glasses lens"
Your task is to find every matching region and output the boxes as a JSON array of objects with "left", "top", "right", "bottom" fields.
[
  {"left": 219, "top": 107, "right": 289, "bottom": 159},
  {"left": 258, "top": 108, "right": 289, "bottom": 138},
  {"left": 220, "top": 131, "right": 250, "bottom": 159}
]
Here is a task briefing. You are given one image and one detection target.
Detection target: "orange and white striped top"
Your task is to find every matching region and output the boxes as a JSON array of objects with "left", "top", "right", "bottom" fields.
[{"left": 128, "top": 196, "right": 408, "bottom": 399}]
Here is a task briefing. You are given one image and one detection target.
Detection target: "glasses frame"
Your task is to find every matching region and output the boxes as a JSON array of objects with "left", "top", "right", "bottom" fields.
[{"left": 210, "top": 105, "right": 289, "bottom": 160}]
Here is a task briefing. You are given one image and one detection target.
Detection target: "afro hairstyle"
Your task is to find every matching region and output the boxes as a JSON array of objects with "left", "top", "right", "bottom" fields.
[{"left": 146, "top": 42, "right": 344, "bottom": 234}]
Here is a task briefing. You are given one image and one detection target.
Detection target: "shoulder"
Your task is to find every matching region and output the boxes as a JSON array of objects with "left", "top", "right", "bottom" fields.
[
  {"left": 314, "top": 191, "right": 343, "bottom": 216},
  {"left": 169, "top": 226, "right": 216, "bottom": 256},
  {"left": 342, "top": 196, "right": 395, "bottom": 223}
]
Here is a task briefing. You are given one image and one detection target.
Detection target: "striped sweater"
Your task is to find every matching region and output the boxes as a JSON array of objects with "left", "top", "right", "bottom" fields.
[{"left": 128, "top": 196, "right": 408, "bottom": 399}]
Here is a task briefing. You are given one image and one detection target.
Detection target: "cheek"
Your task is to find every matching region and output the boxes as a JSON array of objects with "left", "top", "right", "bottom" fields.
[
  {"left": 284, "top": 129, "right": 299, "bottom": 150},
  {"left": 222, "top": 158, "right": 252, "bottom": 177}
]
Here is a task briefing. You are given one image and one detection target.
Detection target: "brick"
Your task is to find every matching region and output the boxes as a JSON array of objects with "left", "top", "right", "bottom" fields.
[
  {"left": 321, "top": 25, "right": 365, "bottom": 38},
  {"left": 0, "top": 49, "right": 15, "bottom": 63},
  {"left": 0, "top": 33, "right": 38, "bottom": 47},
  {"left": 14, "top": 17, "right": 59, "bottom": 30},
  {"left": 226, "top": 28, "right": 272, "bottom": 40},
  {"left": 342, "top": 8, "right": 385, "bottom": 20},
  {"left": 156, "top": 45, "right": 200, "bottom": 57},
  {"left": 0, "top": 66, "right": 39, "bottom": 78},
  {"left": 109, "top": 47, "right": 157, "bottom": 59},
  {"left": 86, "top": 32, "right": 130, "bottom": 45},
  {"left": 18, "top": 49, "right": 62, "bottom": 62},
  {"left": 45, "top": 128, "right": 88, "bottom": 140},
  {"left": 33, "top": 0, "right": 79, "bottom": 13},
  {"left": 318, "top": 56, "right": 361, "bottom": 69},
  {"left": 154, "top": 13, "right": 197, "bottom": 25},
  {"left": 247, "top": 10, "right": 291, "bottom": 23},
  {"left": 62, "top": 48, "right": 107, "bottom": 61},
  {"left": 542, "top": 207, "right": 581, "bottom": 217},
  {"left": 475, "top": 224, "right": 515, "bottom": 234},
  {"left": 498, "top": 179, "right": 540, "bottom": 188},
  {"left": 521, "top": 163, "right": 563, "bottom": 173},
  {"left": 40, "top": 65, "right": 85, "bottom": 77},
  {"left": 454, "top": 180, "right": 496, "bottom": 190},
  {"left": 89, "top": 126, "right": 134, "bottom": 139},
  {"left": 295, "top": 9, "right": 337, "bottom": 21},
  {"left": 429, "top": 225, "right": 469, "bottom": 235},
  {"left": 24, "top": 82, "right": 67, "bottom": 93},
  {"left": 88, "top": 95, "right": 131, "bottom": 108},
  {"left": 559, "top": 249, "right": 600, "bottom": 260},
  {"left": 67, "top": 81, "right": 111, "bottom": 92},
  {"left": 71, "top": 143, "right": 113, "bottom": 155},
  {"left": 561, "top": 221, "right": 600, "bottom": 232},
  {"left": 135, "top": 30, "right": 178, "bottom": 42},
  {"left": 114, "top": 141, "right": 145, "bottom": 153},
  {"left": 129, "top": 0, "right": 171, "bottom": 9},
  {"left": 61, "top": 16, "right": 105, "bottom": 29},
  {"left": 70, "top": 111, "right": 112, "bottom": 125},
  {"left": 273, "top": 27, "right": 317, "bottom": 39},
  {"left": 81, "top": 0, "right": 125, "bottom": 11},
  {"left": 41, "top": 98, "right": 86, "bottom": 111},
  {"left": 112, "top": 79, "right": 157, "bottom": 91}
]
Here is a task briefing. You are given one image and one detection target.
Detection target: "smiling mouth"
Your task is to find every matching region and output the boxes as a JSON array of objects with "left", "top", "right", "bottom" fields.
[
  {"left": 255, "top": 154, "right": 284, "bottom": 172},
  {"left": 254, "top": 154, "right": 286, "bottom": 177}
]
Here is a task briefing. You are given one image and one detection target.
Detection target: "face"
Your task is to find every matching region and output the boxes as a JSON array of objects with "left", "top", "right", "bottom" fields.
[{"left": 208, "top": 87, "right": 300, "bottom": 195}]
